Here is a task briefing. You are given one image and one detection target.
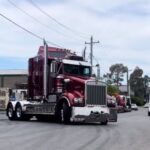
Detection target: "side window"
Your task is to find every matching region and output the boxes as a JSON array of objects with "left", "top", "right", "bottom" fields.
[
  {"left": 71, "top": 65, "right": 78, "bottom": 74},
  {"left": 83, "top": 68, "right": 90, "bottom": 75}
]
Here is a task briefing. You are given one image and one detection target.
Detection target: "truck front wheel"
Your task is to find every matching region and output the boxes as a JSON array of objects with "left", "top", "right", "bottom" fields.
[{"left": 62, "top": 102, "right": 71, "bottom": 124}]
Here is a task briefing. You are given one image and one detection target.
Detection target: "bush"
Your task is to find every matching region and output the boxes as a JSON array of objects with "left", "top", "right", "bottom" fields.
[{"left": 131, "top": 96, "right": 144, "bottom": 106}]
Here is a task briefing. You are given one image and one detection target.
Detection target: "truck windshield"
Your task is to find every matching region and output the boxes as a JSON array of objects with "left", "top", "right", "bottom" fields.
[{"left": 64, "top": 64, "right": 91, "bottom": 77}]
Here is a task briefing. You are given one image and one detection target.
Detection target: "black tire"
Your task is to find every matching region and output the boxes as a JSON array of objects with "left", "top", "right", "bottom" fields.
[
  {"left": 55, "top": 102, "right": 71, "bottom": 124},
  {"left": 55, "top": 105, "right": 62, "bottom": 123},
  {"left": 148, "top": 111, "right": 150, "bottom": 116},
  {"left": 6, "top": 103, "right": 16, "bottom": 120},
  {"left": 101, "top": 120, "right": 108, "bottom": 125},
  {"left": 62, "top": 102, "right": 71, "bottom": 124},
  {"left": 15, "top": 103, "right": 30, "bottom": 121}
]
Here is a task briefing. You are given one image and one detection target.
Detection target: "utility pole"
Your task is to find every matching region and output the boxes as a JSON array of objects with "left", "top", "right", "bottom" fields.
[
  {"left": 85, "top": 36, "right": 99, "bottom": 67},
  {"left": 127, "top": 69, "right": 132, "bottom": 97},
  {"left": 127, "top": 69, "right": 129, "bottom": 96}
]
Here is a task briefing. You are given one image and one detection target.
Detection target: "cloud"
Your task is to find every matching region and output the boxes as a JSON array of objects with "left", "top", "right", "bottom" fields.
[{"left": 0, "top": 0, "right": 150, "bottom": 76}]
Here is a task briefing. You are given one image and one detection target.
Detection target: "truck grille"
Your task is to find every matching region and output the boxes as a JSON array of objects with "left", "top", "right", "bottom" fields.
[{"left": 86, "top": 81, "right": 106, "bottom": 105}]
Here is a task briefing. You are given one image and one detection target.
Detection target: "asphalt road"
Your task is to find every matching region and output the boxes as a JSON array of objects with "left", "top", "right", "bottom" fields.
[{"left": 0, "top": 108, "right": 150, "bottom": 150}]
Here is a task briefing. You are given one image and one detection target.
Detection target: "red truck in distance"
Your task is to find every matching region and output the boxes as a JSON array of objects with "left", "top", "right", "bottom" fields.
[{"left": 6, "top": 41, "right": 117, "bottom": 124}]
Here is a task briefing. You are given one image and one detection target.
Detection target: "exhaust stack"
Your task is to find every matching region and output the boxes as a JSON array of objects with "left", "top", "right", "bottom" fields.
[{"left": 43, "top": 40, "right": 48, "bottom": 100}]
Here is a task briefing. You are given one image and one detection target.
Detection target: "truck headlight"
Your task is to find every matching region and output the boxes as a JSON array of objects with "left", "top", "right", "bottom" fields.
[{"left": 74, "top": 97, "right": 82, "bottom": 104}]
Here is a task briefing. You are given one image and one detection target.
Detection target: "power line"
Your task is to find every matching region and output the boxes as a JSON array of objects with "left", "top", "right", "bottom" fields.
[
  {"left": 0, "top": 13, "right": 62, "bottom": 47},
  {"left": 7, "top": 0, "right": 83, "bottom": 42},
  {"left": 28, "top": 0, "right": 90, "bottom": 40}
]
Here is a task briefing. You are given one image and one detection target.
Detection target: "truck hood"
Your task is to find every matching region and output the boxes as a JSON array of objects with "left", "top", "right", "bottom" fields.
[
  {"left": 64, "top": 75, "right": 93, "bottom": 97},
  {"left": 65, "top": 75, "right": 91, "bottom": 84}
]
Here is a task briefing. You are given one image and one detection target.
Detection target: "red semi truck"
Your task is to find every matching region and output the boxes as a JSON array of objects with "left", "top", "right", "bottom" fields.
[{"left": 6, "top": 41, "right": 117, "bottom": 124}]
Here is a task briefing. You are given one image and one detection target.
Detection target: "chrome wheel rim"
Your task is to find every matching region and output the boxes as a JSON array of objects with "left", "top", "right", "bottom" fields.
[
  {"left": 8, "top": 107, "right": 13, "bottom": 118},
  {"left": 16, "top": 107, "right": 22, "bottom": 118}
]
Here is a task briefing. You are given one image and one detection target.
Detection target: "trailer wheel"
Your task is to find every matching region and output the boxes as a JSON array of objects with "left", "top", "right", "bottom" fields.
[
  {"left": 148, "top": 111, "right": 150, "bottom": 116},
  {"left": 62, "top": 102, "right": 71, "bottom": 124},
  {"left": 6, "top": 103, "right": 16, "bottom": 120}
]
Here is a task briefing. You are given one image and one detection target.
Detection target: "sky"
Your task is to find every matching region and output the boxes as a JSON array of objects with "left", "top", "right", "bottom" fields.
[{"left": 0, "top": 0, "right": 150, "bottom": 78}]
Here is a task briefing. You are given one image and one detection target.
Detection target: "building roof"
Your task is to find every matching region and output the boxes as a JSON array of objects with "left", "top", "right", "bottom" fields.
[{"left": 0, "top": 69, "right": 28, "bottom": 75}]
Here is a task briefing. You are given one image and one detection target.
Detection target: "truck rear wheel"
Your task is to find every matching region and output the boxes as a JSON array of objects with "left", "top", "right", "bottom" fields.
[
  {"left": 15, "top": 103, "right": 24, "bottom": 120},
  {"left": 6, "top": 103, "right": 16, "bottom": 120},
  {"left": 15, "top": 103, "right": 30, "bottom": 121}
]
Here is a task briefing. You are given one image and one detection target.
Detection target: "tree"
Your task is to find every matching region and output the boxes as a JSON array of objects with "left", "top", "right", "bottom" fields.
[
  {"left": 143, "top": 75, "right": 150, "bottom": 102},
  {"left": 103, "top": 73, "right": 113, "bottom": 85},
  {"left": 107, "top": 85, "right": 119, "bottom": 96},
  {"left": 130, "top": 67, "right": 143, "bottom": 78},
  {"left": 109, "top": 64, "right": 128, "bottom": 85},
  {"left": 130, "top": 67, "right": 145, "bottom": 99}
]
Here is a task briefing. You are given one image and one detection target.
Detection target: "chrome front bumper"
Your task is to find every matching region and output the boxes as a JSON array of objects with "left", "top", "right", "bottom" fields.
[{"left": 71, "top": 106, "right": 110, "bottom": 123}]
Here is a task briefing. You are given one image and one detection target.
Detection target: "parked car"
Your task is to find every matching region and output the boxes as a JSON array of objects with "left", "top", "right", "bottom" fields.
[
  {"left": 131, "top": 103, "right": 138, "bottom": 111},
  {"left": 148, "top": 105, "right": 150, "bottom": 116},
  {"left": 144, "top": 103, "right": 149, "bottom": 108}
]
